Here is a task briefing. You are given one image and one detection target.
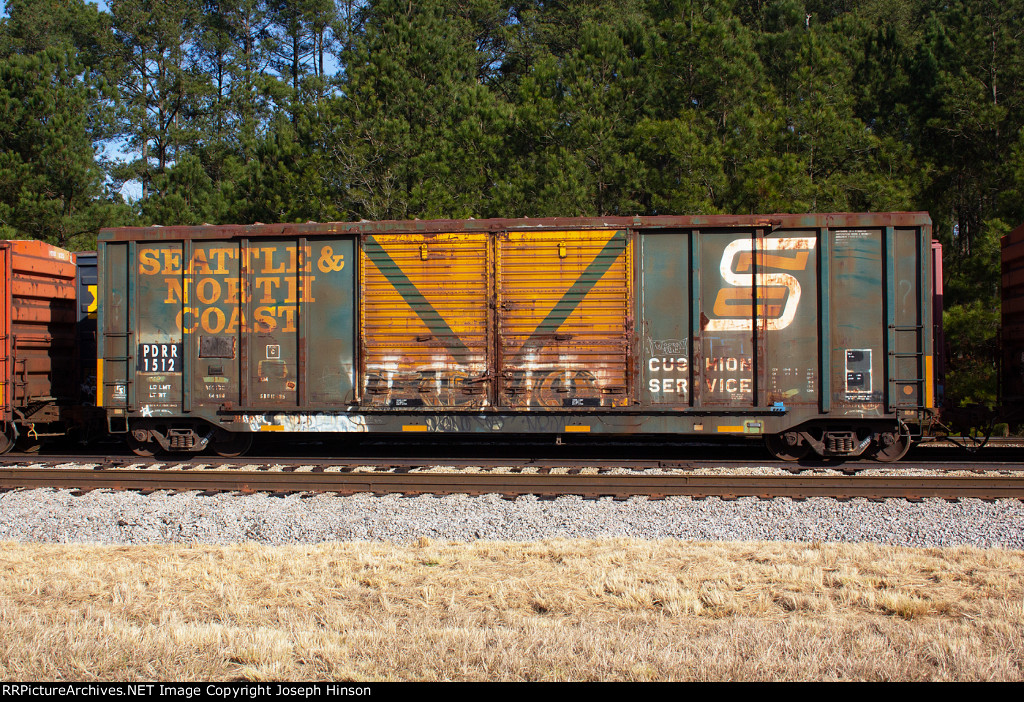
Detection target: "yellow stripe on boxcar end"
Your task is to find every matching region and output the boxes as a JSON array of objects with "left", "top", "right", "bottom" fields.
[
  {"left": 260, "top": 425, "right": 284, "bottom": 432},
  {"left": 717, "top": 426, "right": 745, "bottom": 433},
  {"left": 402, "top": 425, "right": 429, "bottom": 432},
  {"left": 96, "top": 359, "right": 103, "bottom": 407},
  {"left": 926, "top": 355, "right": 935, "bottom": 408},
  {"left": 564, "top": 425, "right": 590, "bottom": 433}
]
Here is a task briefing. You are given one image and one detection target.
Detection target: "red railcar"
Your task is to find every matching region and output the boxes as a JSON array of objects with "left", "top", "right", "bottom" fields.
[{"left": 0, "top": 240, "right": 78, "bottom": 453}]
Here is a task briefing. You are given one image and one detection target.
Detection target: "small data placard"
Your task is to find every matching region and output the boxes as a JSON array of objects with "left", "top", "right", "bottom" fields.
[{"left": 137, "top": 343, "right": 182, "bottom": 372}]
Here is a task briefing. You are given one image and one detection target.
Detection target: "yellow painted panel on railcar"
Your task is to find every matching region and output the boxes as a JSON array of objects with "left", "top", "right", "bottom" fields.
[
  {"left": 497, "top": 230, "right": 632, "bottom": 408},
  {"left": 360, "top": 233, "right": 491, "bottom": 408}
]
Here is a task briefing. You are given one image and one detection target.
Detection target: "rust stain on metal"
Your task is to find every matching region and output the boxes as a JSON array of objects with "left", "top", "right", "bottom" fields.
[
  {"left": 360, "top": 232, "right": 490, "bottom": 408},
  {"left": 99, "top": 214, "right": 935, "bottom": 244},
  {"left": 498, "top": 230, "right": 631, "bottom": 409}
]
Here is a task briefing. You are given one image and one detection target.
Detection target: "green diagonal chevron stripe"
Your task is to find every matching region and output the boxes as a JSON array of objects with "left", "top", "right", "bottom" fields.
[
  {"left": 519, "top": 230, "right": 628, "bottom": 354},
  {"left": 363, "top": 236, "right": 471, "bottom": 362}
]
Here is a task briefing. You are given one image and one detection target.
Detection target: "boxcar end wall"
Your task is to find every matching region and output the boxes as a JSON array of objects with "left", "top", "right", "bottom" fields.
[{"left": 0, "top": 241, "right": 78, "bottom": 454}]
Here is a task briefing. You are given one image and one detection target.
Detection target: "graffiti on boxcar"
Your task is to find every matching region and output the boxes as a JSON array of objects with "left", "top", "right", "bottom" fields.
[
  {"left": 647, "top": 338, "right": 688, "bottom": 356},
  {"left": 424, "top": 416, "right": 460, "bottom": 432},
  {"left": 363, "top": 367, "right": 487, "bottom": 407},
  {"left": 242, "top": 414, "right": 265, "bottom": 431},
  {"left": 503, "top": 368, "right": 606, "bottom": 407},
  {"left": 277, "top": 413, "right": 367, "bottom": 432},
  {"left": 241, "top": 412, "right": 368, "bottom": 432},
  {"left": 412, "top": 415, "right": 563, "bottom": 433},
  {"left": 419, "top": 414, "right": 578, "bottom": 434},
  {"left": 361, "top": 365, "right": 617, "bottom": 408}
]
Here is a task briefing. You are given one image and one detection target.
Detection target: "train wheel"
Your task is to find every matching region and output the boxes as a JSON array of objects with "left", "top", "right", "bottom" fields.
[
  {"left": 213, "top": 432, "right": 252, "bottom": 458},
  {"left": 765, "top": 432, "right": 810, "bottom": 461},
  {"left": 126, "top": 434, "right": 155, "bottom": 457},
  {"left": 0, "top": 425, "right": 15, "bottom": 455},
  {"left": 15, "top": 436, "right": 42, "bottom": 453},
  {"left": 873, "top": 423, "right": 911, "bottom": 462}
]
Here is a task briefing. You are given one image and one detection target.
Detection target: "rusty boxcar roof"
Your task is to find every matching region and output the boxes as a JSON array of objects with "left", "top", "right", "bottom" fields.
[{"left": 99, "top": 212, "right": 932, "bottom": 241}]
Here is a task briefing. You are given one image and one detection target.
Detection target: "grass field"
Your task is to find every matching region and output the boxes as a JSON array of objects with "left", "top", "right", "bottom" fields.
[{"left": 1, "top": 539, "right": 1021, "bottom": 681}]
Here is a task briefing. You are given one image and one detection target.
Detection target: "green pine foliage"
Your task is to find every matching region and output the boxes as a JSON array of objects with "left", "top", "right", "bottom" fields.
[
  {"left": 0, "top": 47, "right": 123, "bottom": 249},
  {"left": 320, "top": 0, "right": 512, "bottom": 220}
]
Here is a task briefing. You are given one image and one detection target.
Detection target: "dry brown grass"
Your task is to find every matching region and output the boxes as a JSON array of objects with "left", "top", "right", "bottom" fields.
[{"left": 0, "top": 539, "right": 1022, "bottom": 681}]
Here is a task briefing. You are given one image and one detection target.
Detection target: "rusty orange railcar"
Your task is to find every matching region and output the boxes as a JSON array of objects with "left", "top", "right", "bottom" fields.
[
  {"left": 1002, "top": 224, "right": 1024, "bottom": 408},
  {"left": 97, "top": 213, "right": 937, "bottom": 460},
  {"left": 0, "top": 240, "right": 78, "bottom": 453}
]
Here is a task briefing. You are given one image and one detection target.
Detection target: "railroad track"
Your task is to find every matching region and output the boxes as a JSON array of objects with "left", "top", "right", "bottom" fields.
[
  {"left": 2, "top": 464, "right": 1023, "bottom": 500},
  {"left": 3, "top": 439, "right": 1023, "bottom": 500},
  {"left": 3, "top": 451, "right": 1024, "bottom": 471}
]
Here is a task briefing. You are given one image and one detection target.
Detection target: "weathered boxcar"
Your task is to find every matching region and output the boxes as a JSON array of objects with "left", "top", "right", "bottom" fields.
[
  {"left": 0, "top": 240, "right": 78, "bottom": 453},
  {"left": 97, "top": 213, "right": 936, "bottom": 460},
  {"left": 1002, "top": 222, "right": 1024, "bottom": 406}
]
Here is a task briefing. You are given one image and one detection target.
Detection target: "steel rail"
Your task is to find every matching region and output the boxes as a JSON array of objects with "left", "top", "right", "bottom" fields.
[
  {"left": 4, "top": 453, "right": 1024, "bottom": 472},
  {"left": 2, "top": 455, "right": 690, "bottom": 470},
  {"left": 2, "top": 468, "right": 1024, "bottom": 500}
]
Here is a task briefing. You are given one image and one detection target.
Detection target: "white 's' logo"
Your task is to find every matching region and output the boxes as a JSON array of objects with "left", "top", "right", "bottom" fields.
[{"left": 705, "top": 237, "right": 816, "bottom": 331}]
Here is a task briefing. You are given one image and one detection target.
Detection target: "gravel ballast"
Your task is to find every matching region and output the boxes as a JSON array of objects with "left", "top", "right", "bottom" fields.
[{"left": 0, "top": 487, "right": 1022, "bottom": 547}]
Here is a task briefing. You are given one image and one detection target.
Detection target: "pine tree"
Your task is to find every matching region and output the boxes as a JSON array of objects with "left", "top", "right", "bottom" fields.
[
  {"left": 0, "top": 0, "right": 113, "bottom": 70},
  {"left": 0, "top": 48, "right": 121, "bottom": 248},
  {"left": 109, "top": 0, "right": 209, "bottom": 199},
  {"left": 323, "top": 0, "right": 510, "bottom": 220}
]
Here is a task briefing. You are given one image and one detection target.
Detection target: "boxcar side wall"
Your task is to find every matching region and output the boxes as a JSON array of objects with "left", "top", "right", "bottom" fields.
[
  {"left": 638, "top": 223, "right": 933, "bottom": 429},
  {"left": 98, "top": 214, "right": 933, "bottom": 455}
]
